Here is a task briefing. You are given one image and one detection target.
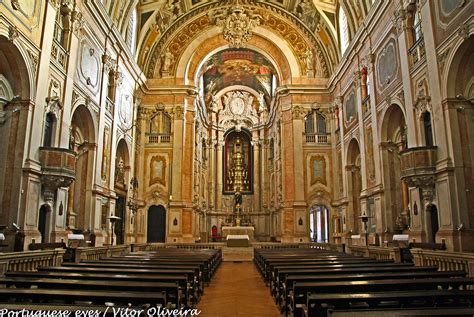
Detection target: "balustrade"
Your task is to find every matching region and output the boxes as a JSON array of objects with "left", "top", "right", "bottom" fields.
[
  {"left": 146, "top": 133, "right": 173, "bottom": 144},
  {"left": 304, "top": 133, "right": 330, "bottom": 144},
  {"left": 0, "top": 249, "right": 65, "bottom": 275},
  {"left": 411, "top": 248, "right": 474, "bottom": 277},
  {"left": 51, "top": 40, "right": 68, "bottom": 71},
  {"left": 408, "top": 38, "right": 426, "bottom": 69}
]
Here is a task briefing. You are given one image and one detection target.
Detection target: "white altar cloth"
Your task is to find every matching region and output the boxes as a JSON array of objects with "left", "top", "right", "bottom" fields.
[{"left": 221, "top": 226, "right": 254, "bottom": 239}]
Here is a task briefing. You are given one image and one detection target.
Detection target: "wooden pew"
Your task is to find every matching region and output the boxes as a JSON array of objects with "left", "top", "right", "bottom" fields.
[
  {"left": 291, "top": 277, "right": 474, "bottom": 317},
  {"left": 282, "top": 270, "right": 467, "bottom": 315},
  {"left": 302, "top": 290, "right": 474, "bottom": 317},
  {"left": 78, "top": 259, "right": 211, "bottom": 283},
  {"left": 6, "top": 270, "right": 193, "bottom": 307},
  {"left": 327, "top": 307, "right": 474, "bottom": 316},
  {"left": 0, "top": 277, "right": 181, "bottom": 309},
  {"left": 272, "top": 264, "right": 428, "bottom": 300},
  {"left": 0, "top": 288, "right": 167, "bottom": 306},
  {"left": 37, "top": 265, "right": 202, "bottom": 299}
]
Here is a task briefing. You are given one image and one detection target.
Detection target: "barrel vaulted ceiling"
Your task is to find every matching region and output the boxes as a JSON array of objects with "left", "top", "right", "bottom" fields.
[{"left": 102, "top": 0, "right": 374, "bottom": 80}]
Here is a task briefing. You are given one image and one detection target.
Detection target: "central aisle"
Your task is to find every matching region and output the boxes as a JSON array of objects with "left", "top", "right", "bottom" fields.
[{"left": 197, "top": 262, "right": 281, "bottom": 317}]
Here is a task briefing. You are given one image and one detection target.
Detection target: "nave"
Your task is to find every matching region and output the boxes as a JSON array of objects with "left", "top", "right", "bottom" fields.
[
  {"left": 197, "top": 262, "right": 280, "bottom": 317},
  {"left": 0, "top": 246, "right": 473, "bottom": 316}
]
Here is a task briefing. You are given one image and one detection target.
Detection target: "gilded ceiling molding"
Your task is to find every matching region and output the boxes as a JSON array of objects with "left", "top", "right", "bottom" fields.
[
  {"left": 140, "top": 1, "right": 335, "bottom": 79},
  {"left": 208, "top": 4, "right": 262, "bottom": 48}
]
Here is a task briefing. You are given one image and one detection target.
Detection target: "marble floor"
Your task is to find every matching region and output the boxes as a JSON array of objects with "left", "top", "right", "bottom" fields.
[{"left": 197, "top": 262, "right": 281, "bottom": 317}]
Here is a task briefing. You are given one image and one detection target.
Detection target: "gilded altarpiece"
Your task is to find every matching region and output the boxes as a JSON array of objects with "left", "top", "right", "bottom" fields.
[{"left": 223, "top": 131, "right": 253, "bottom": 194}]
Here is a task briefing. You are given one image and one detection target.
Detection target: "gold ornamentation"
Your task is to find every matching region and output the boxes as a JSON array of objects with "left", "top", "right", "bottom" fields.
[
  {"left": 8, "top": 25, "right": 18, "bottom": 42},
  {"left": 209, "top": 5, "right": 261, "bottom": 48}
]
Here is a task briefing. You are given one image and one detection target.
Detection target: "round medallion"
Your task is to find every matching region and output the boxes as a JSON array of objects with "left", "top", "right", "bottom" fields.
[
  {"left": 119, "top": 97, "right": 132, "bottom": 126},
  {"left": 230, "top": 97, "right": 245, "bottom": 115}
]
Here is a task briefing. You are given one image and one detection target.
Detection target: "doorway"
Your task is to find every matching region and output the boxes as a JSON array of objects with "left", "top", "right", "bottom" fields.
[
  {"left": 147, "top": 205, "right": 166, "bottom": 242},
  {"left": 38, "top": 205, "right": 51, "bottom": 243},
  {"left": 427, "top": 204, "right": 439, "bottom": 244},
  {"left": 309, "top": 205, "right": 329, "bottom": 243},
  {"left": 115, "top": 196, "right": 126, "bottom": 245}
]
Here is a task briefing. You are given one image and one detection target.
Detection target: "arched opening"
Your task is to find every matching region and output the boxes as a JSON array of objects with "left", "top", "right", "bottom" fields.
[
  {"left": 224, "top": 129, "right": 253, "bottom": 194},
  {"left": 38, "top": 205, "right": 51, "bottom": 243},
  {"left": 0, "top": 36, "right": 31, "bottom": 99},
  {"left": 68, "top": 105, "right": 96, "bottom": 232},
  {"left": 338, "top": 7, "right": 350, "bottom": 55},
  {"left": 0, "top": 36, "right": 31, "bottom": 240},
  {"left": 381, "top": 104, "right": 408, "bottom": 233},
  {"left": 445, "top": 36, "right": 474, "bottom": 242},
  {"left": 114, "top": 139, "right": 130, "bottom": 245},
  {"left": 426, "top": 204, "right": 439, "bottom": 244},
  {"left": 422, "top": 111, "right": 434, "bottom": 146},
  {"left": 147, "top": 205, "right": 166, "bottom": 243},
  {"left": 309, "top": 205, "right": 329, "bottom": 242},
  {"left": 43, "top": 112, "right": 56, "bottom": 147},
  {"left": 347, "top": 139, "right": 362, "bottom": 233}
]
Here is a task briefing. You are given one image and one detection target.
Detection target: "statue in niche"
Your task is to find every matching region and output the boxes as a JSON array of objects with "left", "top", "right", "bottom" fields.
[
  {"left": 115, "top": 157, "right": 125, "bottom": 185},
  {"left": 161, "top": 49, "right": 175, "bottom": 75},
  {"left": 234, "top": 191, "right": 242, "bottom": 207},
  {"left": 304, "top": 49, "right": 314, "bottom": 76},
  {"left": 258, "top": 91, "right": 266, "bottom": 114},
  {"left": 209, "top": 94, "right": 219, "bottom": 113}
]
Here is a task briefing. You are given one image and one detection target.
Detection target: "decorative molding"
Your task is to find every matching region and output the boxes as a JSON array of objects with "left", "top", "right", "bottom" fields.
[
  {"left": 292, "top": 105, "right": 304, "bottom": 120},
  {"left": 310, "top": 155, "right": 326, "bottom": 186},
  {"left": 8, "top": 25, "right": 18, "bottom": 42},
  {"left": 457, "top": 23, "right": 471, "bottom": 39},
  {"left": 102, "top": 54, "right": 116, "bottom": 72},
  {"left": 353, "top": 70, "right": 361, "bottom": 88},
  {"left": 149, "top": 155, "right": 167, "bottom": 186},
  {"left": 172, "top": 105, "right": 184, "bottom": 120},
  {"left": 11, "top": 0, "right": 21, "bottom": 11},
  {"left": 71, "top": 10, "right": 85, "bottom": 38},
  {"left": 392, "top": 7, "right": 407, "bottom": 35},
  {"left": 208, "top": 5, "right": 261, "bottom": 48},
  {"left": 437, "top": 47, "right": 451, "bottom": 78}
]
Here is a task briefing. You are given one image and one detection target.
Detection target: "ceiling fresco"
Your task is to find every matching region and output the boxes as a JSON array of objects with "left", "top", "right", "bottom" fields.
[{"left": 202, "top": 49, "right": 276, "bottom": 99}]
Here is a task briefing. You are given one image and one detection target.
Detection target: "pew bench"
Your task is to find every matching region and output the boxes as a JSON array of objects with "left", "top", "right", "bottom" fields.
[
  {"left": 272, "top": 265, "right": 434, "bottom": 301},
  {"left": 0, "top": 277, "right": 181, "bottom": 309},
  {"left": 37, "top": 265, "right": 202, "bottom": 301},
  {"left": 281, "top": 270, "right": 468, "bottom": 315},
  {"left": 290, "top": 277, "right": 474, "bottom": 317},
  {"left": 0, "top": 288, "right": 167, "bottom": 306},
  {"left": 5, "top": 271, "right": 193, "bottom": 308},
  {"left": 302, "top": 290, "right": 474, "bottom": 317}
]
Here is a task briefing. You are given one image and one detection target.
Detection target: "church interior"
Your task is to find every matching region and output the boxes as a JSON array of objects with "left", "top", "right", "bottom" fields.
[{"left": 0, "top": 0, "right": 473, "bottom": 315}]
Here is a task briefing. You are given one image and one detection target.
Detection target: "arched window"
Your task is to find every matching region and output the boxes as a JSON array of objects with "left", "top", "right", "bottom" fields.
[
  {"left": 305, "top": 111, "right": 327, "bottom": 135},
  {"left": 422, "top": 111, "right": 433, "bottom": 146},
  {"left": 53, "top": 11, "right": 65, "bottom": 47},
  {"left": 150, "top": 110, "right": 172, "bottom": 135},
  {"left": 339, "top": 8, "right": 349, "bottom": 55},
  {"left": 43, "top": 113, "right": 56, "bottom": 147},
  {"left": 126, "top": 9, "right": 137, "bottom": 54},
  {"left": 305, "top": 112, "right": 315, "bottom": 134},
  {"left": 413, "top": 8, "right": 423, "bottom": 43},
  {"left": 107, "top": 71, "right": 116, "bottom": 102}
]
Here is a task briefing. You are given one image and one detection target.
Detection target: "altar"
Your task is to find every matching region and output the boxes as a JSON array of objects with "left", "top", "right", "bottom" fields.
[{"left": 221, "top": 226, "right": 254, "bottom": 239}]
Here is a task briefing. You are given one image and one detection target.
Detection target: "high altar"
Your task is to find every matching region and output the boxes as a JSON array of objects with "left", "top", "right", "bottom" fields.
[{"left": 221, "top": 226, "right": 254, "bottom": 239}]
